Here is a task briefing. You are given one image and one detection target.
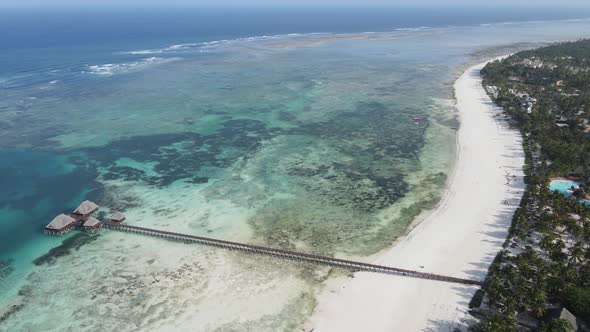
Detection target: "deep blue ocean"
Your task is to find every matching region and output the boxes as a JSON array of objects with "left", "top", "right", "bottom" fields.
[{"left": 3, "top": 5, "right": 590, "bottom": 77}]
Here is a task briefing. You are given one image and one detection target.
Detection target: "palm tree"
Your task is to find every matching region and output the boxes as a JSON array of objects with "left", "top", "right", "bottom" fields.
[
  {"left": 531, "top": 287, "right": 548, "bottom": 317},
  {"left": 542, "top": 318, "right": 576, "bottom": 332},
  {"left": 470, "top": 313, "right": 517, "bottom": 332},
  {"left": 540, "top": 233, "right": 558, "bottom": 254},
  {"left": 569, "top": 243, "right": 585, "bottom": 265}
]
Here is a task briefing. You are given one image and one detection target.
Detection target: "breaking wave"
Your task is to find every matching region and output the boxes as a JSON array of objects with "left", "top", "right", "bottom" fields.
[
  {"left": 122, "top": 33, "right": 322, "bottom": 55},
  {"left": 84, "top": 57, "right": 179, "bottom": 76}
]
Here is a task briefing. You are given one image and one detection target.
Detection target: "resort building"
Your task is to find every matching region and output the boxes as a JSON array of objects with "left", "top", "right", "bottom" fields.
[
  {"left": 43, "top": 201, "right": 128, "bottom": 236},
  {"left": 45, "top": 214, "right": 77, "bottom": 235},
  {"left": 72, "top": 200, "right": 99, "bottom": 220},
  {"left": 109, "top": 211, "right": 126, "bottom": 224},
  {"left": 83, "top": 217, "right": 102, "bottom": 233}
]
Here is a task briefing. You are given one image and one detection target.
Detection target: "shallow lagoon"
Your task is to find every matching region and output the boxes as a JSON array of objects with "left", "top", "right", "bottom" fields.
[{"left": 2, "top": 17, "right": 590, "bottom": 330}]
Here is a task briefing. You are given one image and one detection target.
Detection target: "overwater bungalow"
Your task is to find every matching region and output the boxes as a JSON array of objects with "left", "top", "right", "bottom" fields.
[
  {"left": 109, "top": 211, "right": 126, "bottom": 224},
  {"left": 72, "top": 200, "right": 99, "bottom": 220},
  {"left": 83, "top": 217, "right": 102, "bottom": 233},
  {"left": 45, "top": 214, "right": 77, "bottom": 235}
]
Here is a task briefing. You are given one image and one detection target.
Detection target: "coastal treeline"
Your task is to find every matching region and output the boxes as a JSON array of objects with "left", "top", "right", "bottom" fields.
[{"left": 472, "top": 40, "right": 590, "bottom": 331}]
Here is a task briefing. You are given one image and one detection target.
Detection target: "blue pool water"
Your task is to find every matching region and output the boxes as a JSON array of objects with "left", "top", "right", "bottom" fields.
[
  {"left": 550, "top": 180, "right": 580, "bottom": 196},
  {"left": 549, "top": 180, "right": 590, "bottom": 205}
]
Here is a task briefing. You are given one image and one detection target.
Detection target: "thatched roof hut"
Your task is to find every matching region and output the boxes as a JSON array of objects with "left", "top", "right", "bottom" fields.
[
  {"left": 110, "top": 211, "right": 126, "bottom": 223},
  {"left": 46, "top": 214, "right": 77, "bottom": 231},
  {"left": 83, "top": 217, "right": 101, "bottom": 229},
  {"left": 73, "top": 200, "right": 99, "bottom": 216}
]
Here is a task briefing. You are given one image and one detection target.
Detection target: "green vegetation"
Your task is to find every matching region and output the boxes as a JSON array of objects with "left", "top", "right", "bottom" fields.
[
  {"left": 564, "top": 287, "right": 590, "bottom": 324},
  {"left": 540, "top": 319, "right": 575, "bottom": 332},
  {"left": 470, "top": 40, "right": 590, "bottom": 331}
]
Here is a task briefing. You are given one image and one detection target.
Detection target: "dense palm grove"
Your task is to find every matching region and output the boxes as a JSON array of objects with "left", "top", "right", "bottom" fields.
[{"left": 471, "top": 40, "right": 590, "bottom": 331}]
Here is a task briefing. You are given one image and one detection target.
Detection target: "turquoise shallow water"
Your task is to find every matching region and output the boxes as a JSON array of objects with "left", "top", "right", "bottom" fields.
[{"left": 2, "top": 13, "right": 590, "bottom": 330}]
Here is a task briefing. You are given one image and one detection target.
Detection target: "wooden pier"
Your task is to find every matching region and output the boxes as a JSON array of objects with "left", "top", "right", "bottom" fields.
[{"left": 102, "top": 222, "right": 482, "bottom": 286}]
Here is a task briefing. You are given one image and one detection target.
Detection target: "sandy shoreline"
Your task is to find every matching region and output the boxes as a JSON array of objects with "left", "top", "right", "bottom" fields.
[{"left": 304, "top": 59, "right": 526, "bottom": 331}]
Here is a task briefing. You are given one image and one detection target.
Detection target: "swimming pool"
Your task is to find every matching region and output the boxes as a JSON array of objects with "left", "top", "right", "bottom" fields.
[
  {"left": 549, "top": 179, "right": 590, "bottom": 205},
  {"left": 550, "top": 180, "right": 580, "bottom": 196}
]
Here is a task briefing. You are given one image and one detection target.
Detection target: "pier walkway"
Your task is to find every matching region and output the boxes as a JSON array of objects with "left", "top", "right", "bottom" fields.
[{"left": 103, "top": 222, "right": 482, "bottom": 286}]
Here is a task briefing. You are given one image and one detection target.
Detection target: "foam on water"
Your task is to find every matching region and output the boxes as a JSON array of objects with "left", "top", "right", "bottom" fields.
[
  {"left": 122, "top": 33, "right": 327, "bottom": 56},
  {"left": 125, "top": 43, "right": 202, "bottom": 55},
  {"left": 85, "top": 57, "right": 180, "bottom": 76}
]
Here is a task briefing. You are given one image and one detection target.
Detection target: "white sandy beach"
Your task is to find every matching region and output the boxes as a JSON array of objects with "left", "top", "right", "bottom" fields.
[{"left": 305, "top": 60, "right": 526, "bottom": 331}]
